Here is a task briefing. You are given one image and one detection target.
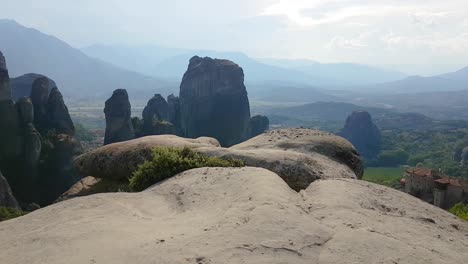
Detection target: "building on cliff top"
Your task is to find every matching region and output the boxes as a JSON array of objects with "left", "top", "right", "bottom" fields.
[{"left": 403, "top": 167, "right": 468, "bottom": 209}]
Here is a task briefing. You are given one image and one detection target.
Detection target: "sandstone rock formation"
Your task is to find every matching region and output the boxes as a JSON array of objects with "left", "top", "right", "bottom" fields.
[
  {"left": 1, "top": 167, "right": 467, "bottom": 264},
  {"left": 179, "top": 56, "right": 251, "bottom": 147},
  {"left": 249, "top": 115, "right": 269, "bottom": 137},
  {"left": 74, "top": 128, "right": 361, "bottom": 191},
  {"left": 104, "top": 89, "right": 134, "bottom": 145},
  {"left": 0, "top": 170, "right": 20, "bottom": 209},
  {"left": 338, "top": 111, "right": 381, "bottom": 161},
  {"left": 74, "top": 135, "right": 221, "bottom": 180},
  {"left": 47, "top": 87, "right": 75, "bottom": 136}
]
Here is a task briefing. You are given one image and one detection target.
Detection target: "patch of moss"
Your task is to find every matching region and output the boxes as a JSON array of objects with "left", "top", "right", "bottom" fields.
[
  {"left": 129, "top": 147, "right": 244, "bottom": 191},
  {"left": 0, "top": 207, "right": 26, "bottom": 222}
]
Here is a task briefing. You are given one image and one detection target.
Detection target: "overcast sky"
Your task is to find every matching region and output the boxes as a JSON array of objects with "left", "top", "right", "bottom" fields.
[{"left": 1, "top": 0, "right": 467, "bottom": 74}]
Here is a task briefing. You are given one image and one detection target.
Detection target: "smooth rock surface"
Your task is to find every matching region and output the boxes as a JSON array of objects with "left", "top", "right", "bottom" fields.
[
  {"left": 0, "top": 167, "right": 466, "bottom": 264},
  {"left": 232, "top": 128, "right": 363, "bottom": 179},
  {"left": 74, "top": 135, "right": 221, "bottom": 180}
]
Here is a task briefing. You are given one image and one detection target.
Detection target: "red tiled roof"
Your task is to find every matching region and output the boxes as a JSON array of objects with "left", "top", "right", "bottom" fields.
[{"left": 405, "top": 167, "right": 433, "bottom": 177}]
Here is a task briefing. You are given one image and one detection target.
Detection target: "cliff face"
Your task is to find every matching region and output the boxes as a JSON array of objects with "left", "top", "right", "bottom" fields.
[
  {"left": 179, "top": 56, "right": 251, "bottom": 147},
  {"left": 0, "top": 51, "right": 82, "bottom": 206},
  {"left": 338, "top": 111, "right": 381, "bottom": 161}
]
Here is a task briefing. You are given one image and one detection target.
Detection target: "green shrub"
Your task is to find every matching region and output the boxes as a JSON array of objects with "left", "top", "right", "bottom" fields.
[
  {"left": 448, "top": 203, "right": 468, "bottom": 221},
  {"left": 0, "top": 207, "right": 26, "bottom": 222},
  {"left": 129, "top": 147, "right": 244, "bottom": 191}
]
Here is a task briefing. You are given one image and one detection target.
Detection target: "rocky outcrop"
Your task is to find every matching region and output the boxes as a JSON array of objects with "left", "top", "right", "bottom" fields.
[
  {"left": 1, "top": 167, "right": 467, "bottom": 264},
  {"left": 232, "top": 128, "right": 363, "bottom": 180},
  {"left": 104, "top": 89, "right": 134, "bottom": 145},
  {"left": 0, "top": 170, "right": 20, "bottom": 209},
  {"left": 74, "top": 135, "right": 221, "bottom": 180},
  {"left": 249, "top": 115, "right": 269, "bottom": 137},
  {"left": 179, "top": 56, "right": 251, "bottom": 147},
  {"left": 0, "top": 52, "right": 81, "bottom": 206},
  {"left": 74, "top": 128, "right": 362, "bottom": 191},
  {"left": 47, "top": 88, "right": 75, "bottom": 136},
  {"left": 338, "top": 111, "right": 381, "bottom": 161}
]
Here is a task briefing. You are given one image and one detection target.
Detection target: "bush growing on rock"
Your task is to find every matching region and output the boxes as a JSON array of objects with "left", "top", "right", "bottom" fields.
[
  {"left": 129, "top": 147, "right": 244, "bottom": 191},
  {"left": 0, "top": 207, "right": 26, "bottom": 222},
  {"left": 449, "top": 203, "right": 468, "bottom": 221}
]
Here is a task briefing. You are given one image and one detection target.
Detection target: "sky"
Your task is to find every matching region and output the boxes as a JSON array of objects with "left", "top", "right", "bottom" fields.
[{"left": 1, "top": 0, "right": 467, "bottom": 75}]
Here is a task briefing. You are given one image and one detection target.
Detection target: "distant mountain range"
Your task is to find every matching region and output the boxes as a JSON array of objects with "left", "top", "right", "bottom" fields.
[
  {"left": 363, "top": 67, "right": 468, "bottom": 93},
  {"left": 0, "top": 19, "right": 175, "bottom": 99},
  {"left": 81, "top": 45, "right": 408, "bottom": 87}
]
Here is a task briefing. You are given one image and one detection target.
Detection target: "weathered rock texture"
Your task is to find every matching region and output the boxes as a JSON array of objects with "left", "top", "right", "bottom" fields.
[
  {"left": 74, "top": 135, "right": 221, "bottom": 180},
  {"left": 1, "top": 167, "right": 467, "bottom": 264},
  {"left": 338, "top": 111, "right": 381, "bottom": 161},
  {"left": 104, "top": 89, "right": 134, "bottom": 145},
  {"left": 74, "top": 128, "right": 362, "bottom": 191},
  {"left": 179, "top": 56, "right": 251, "bottom": 147},
  {"left": 249, "top": 115, "right": 269, "bottom": 137},
  {"left": 0, "top": 170, "right": 20, "bottom": 209}
]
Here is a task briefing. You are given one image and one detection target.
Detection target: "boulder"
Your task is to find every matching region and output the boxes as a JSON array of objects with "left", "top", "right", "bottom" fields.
[
  {"left": 232, "top": 128, "right": 363, "bottom": 179},
  {"left": 0, "top": 167, "right": 466, "bottom": 264},
  {"left": 47, "top": 87, "right": 75, "bottom": 136},
  {"left": 249, "top": 115, "right": 269, "bottom": 137},
  {"left": 74, "top": 135, "right": 221, "bottom": 180},
  {"left": 338, "top": 111, "right": 381, "bottom": 161},
  {"left": 179, "top": 56, "right": 251, "bottom": 147},
  {"left": 104, "top": 89, "right": 134, "bottom": 145},
  {"left": 197, "top": 147, "right": 358, "bottom": 191},
  {"left": 0, "top": 170, "right": 20, "bottom": 209}
]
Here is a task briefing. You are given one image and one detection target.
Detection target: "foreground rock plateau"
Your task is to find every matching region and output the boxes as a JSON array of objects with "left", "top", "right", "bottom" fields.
[
  {"left": 74, "top": 128, "right": 362, "bottom": 191},
  {"left": 1, "top": 167, "right": 467, "bottom": 264}
]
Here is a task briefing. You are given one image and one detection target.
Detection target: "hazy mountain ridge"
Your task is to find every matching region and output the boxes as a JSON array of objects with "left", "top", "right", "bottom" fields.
[
  {"left": 82, "top": 45, "right": 409, "bottom": 87},
  {"left": 0, "top": 20, "right": 174, "bottom": 99}
]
